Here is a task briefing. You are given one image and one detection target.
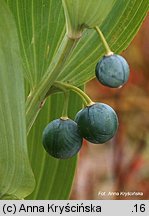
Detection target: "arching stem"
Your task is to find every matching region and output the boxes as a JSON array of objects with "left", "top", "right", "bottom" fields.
[{"left": 26, "top": 34, "right": 79, "bottom": 135}]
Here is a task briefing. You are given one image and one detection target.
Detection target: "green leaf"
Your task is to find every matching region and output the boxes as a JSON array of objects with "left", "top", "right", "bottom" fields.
[
  {"left": 62, "top": 0, "right": 116, "bottom": 38},
  {"left": 27, "top": 91, "right": 82, "bottom": 199},
  {"left": 6, "top": 0, "right": 66, "bottom": 86},
  {"left": 5, "top": 0, "right": 149, "bottom": 200},
  {"left": 0, "top": 0, "right": 35, "bottom": 199}
]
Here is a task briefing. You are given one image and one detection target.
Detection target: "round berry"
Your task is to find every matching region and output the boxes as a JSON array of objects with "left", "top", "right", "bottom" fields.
[
  {"left": 95, "top": 54, "right": 130, "bottom": 88},
  {"left": 75, "top": 103, "right": 118, "bottom": 144},
  {"left": 42, "top": 118, "right": 83, "bottom": 159}
]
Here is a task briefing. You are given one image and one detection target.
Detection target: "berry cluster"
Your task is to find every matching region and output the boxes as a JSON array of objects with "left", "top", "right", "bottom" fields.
[
  {"left": 42, "top": 102, "right": 118, "bottom": 159},
  {"left": 42, "top": 27, "right": 130, "bottom": 159}
]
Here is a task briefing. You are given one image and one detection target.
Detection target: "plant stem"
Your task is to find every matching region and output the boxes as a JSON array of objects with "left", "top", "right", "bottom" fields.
[
  {"left": 26, "top": 34, "right": 79, "bottom": 135},
  {"left": 61, "top": 91, "right": 69, "bottom": 120},
  {"left": 94, "top": 26, "right": 113, "bottom": 56},
  {"left": 54, "top": 81, "right": 94, "bottom": 106}
]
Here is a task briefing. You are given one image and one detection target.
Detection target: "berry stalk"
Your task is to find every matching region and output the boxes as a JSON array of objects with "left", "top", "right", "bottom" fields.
[
  {"left": 61, "top": 91, "right": 69, "bottom": 120},
  {"left": 53, "top": 81, "right": 94, "bottom": 106},
  {"left": 94, "top": 26, "right": 113, "bottom": 56}
]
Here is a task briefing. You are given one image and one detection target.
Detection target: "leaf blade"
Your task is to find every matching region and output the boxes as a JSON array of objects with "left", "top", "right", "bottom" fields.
[{"left": 0, "top": 0, "right": 35, "bottom": 199}]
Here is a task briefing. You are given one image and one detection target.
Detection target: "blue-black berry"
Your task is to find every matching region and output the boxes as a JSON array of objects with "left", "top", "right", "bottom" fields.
[
  {"left": 42, "top": 118, "right": 83, "bottom": 159},
  {"left": 75, "top": 103, "right": 118, "bottom": 144},
  {"left": 95, "top": 54, "right": 130, "bottom": 88}
]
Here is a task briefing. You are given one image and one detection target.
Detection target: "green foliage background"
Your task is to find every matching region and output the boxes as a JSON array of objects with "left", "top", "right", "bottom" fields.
[{"left": 0, "top": 0, "right": 148, "bottom": 199}]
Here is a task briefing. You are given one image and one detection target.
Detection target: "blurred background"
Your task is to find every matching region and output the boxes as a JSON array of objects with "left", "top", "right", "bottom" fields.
[{"left": 70, "top": 13, "right": 149, "bottom": 200}]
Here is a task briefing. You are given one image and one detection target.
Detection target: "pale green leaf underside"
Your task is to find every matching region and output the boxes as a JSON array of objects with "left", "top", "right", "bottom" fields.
[
  {"left": 6, "top": 0, "right": 65, "bottom": 87},
  {"left": 0, "top": 1, "right": 35, "bottom": 199},
  {"left": 62, "top": 0, "right": 116, "bottom": 37},
  {"left": 5, "top": 0, "right": 149, "bottom": 200}
]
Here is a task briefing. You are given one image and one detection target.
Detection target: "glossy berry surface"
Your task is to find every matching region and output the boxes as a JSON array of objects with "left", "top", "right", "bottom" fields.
[
  {"left": 95, "top": 54, "right": 130, "bottom": 88},
  {"left": 42, "top": 118, "right": 83, "bottom": 159},
  {"left": 75, "top": 103, "right": 118, "bottom": 144}
]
